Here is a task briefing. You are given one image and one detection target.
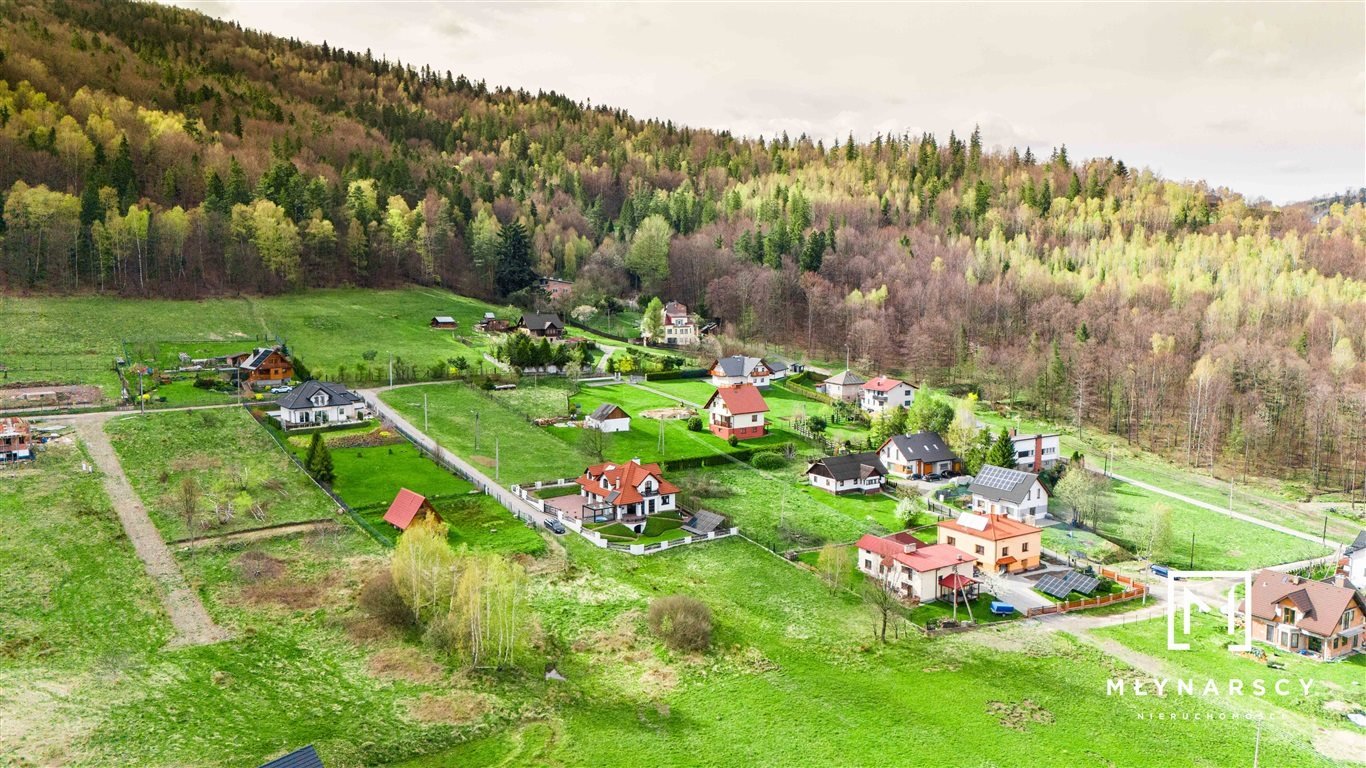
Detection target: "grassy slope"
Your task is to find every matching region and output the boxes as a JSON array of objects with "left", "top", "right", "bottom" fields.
[
  {"left": 105, "top": 408, "right": 336, "bottom": 540},
  {"left": 647, "top": 378, "right": 872, "bottom": 447}
]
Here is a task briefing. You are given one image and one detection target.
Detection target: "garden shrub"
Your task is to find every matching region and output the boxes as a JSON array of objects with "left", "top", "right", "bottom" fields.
[
  {"left": 750, "top": 451, "right": 787, "bottom": 470},
  {"left": 647, "top": 595, "right": 712, "bottom": 653},
  {"left": 686, "top": 415, "right": 703, "bottom": 431},
  {"left": 359, "top": 570, "right": 415, "bottom": 629}
]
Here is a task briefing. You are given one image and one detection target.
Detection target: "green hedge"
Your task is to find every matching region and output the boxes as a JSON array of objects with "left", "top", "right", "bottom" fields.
[
  {"left": 645, "top": 368, "right": 708, "bottom": 381},
  {"left": 661, "top": 450, "right": 755, "bottom": 471}
]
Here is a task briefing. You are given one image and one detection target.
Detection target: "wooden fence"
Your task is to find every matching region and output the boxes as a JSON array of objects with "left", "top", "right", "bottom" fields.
[{"left": 1025, "top": 568, "right": 1149, "bottom": 617}]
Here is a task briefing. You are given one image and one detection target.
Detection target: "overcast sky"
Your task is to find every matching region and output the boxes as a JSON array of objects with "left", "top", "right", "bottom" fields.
[{"left": 171, "top": 1, "right": 1364, "bottom": 203}]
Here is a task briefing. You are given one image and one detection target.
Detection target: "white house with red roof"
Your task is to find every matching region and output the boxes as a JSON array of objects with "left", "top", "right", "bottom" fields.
[
  {"left": 575, "top": 458, "right": 680, "bottom": 532},
  {"left": 855, "top": 531, "right": 978, "bottom": 603},
  {"left": 704, "top": 383, "right": 769, "bottom": 441},
  {"left": 860, "top": 376, "right": 916, "bottom": 415}
]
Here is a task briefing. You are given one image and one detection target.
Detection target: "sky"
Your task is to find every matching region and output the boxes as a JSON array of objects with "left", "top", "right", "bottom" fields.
[{"left": 170, "top": 1, "right": 1365, "bottom": 204}]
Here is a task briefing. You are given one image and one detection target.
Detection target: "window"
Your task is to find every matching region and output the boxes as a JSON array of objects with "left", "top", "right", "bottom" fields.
[
  {"left": 1002, "top": 547, "right": 1010, "bottom": 556},
  {"left": 974, "top": 544, "right": 985, "bottom": 555},
  {"left": 1022, "top": 542, "right": 1029, "bottom": 553},
  {"left": 1283, "top": 607, "right": 1296, "bottom": 624},
  {"left": 1343, "top": 609, "right": 1356, "bottom": 630},
  {"left": 1290, "top": 634, "right": 1300, "bottom": 649},
  {"left": 946, "top": 536, "right": 956, "bottom": 546},
  {"left": 1266, "top": 623, "right": 1275, "bottom": 642}
]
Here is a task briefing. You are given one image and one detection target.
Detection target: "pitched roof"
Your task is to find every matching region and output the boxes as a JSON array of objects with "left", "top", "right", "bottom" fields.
[
  {"left": 259, "top": 746, "right": 324, "bottom": 768},
  {"left": 710, "top": 355, "right": 768, "bottom": 378},
  {"left": 663, "top": 301, "right": 689, "bottom": 317},
  {"left": 431, "top": 315, "right": 456, "bottom": 324},
  {"left": 1247, "top": 569, "right": 1366, "bottom": 637},
  {"left": 939, "top": 573, "right": 976, "bottom": 589},
  {"left": 822, "top": 369, "right": 865, "bottom": 386},
  {"left": 856, "top": 533, "right": 975, "bottom": 573},
  {"left": 383, "top": 488, "right": 433, "bottom": 530},
  {"left": 861, "top": 375, "right": 911, "bottom": 392},
  {"left": 241, "top": 347, "right": 284, "bottom": 370},
  {"left": 520, "top": 312, "right": 563, "bottom": 331},
  {"left": 277, "top": 381, "right": 362, "bottom": 411},
  {"left": 587, "top": 403, "right": 628, "bottom": 422},
  {"left": 881, "top": 431, "right": 958, "bottom": 463},
  {"left": 939, "top": 512, "right": 1042, "bottom": 541},
  {"left": 1346, "top": 530, "right": 1366, "bottom": 556},
  {"left": 806, "top": 451, "right": 887, "bottom": 483},
  {"left": 704, "top": 383, "right": 769, "bottom": 414},
  {"left": 968, "top": 465, "right": 1040, "bottom": 505},
  {"left": 1009, "top": 432, "right": 1060, "bottom": 445},
  {"left": 577, "top": 460, "right": 679, "bottom": 506}
]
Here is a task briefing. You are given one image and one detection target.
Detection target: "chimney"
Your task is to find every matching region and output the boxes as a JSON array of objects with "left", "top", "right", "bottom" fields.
[
  {"left": 1288, "top": 574, "right": 1300, "bottom": 585},
  {"left": 1009, "top": 427, "right": 1017, "bottom": 437},
  {"left": 903, "top": 543, "right": 916, "bottom": 554},
  {"left": 1332, "top": 573, "right": 1347, "bottom": 588}
]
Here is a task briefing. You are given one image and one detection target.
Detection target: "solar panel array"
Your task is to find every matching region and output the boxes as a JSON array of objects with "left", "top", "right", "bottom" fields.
[
  {"left": 1036, "top": 571, "right": 1102, "bottom": 599},
  {"left": 974, "top": 464, "right": 1030, "bottom": 492}
]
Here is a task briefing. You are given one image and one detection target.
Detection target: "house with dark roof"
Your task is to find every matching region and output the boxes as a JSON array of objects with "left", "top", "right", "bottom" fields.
[
  {"left": 429, "top": 315, "right": 458, "bottom": 329},
  {"left": 704, "top": 383, "right": 769, "bottom": 441},
  {"left": 574, "top": 458, "right": 679, "bottom": 533},
  {"left": 1343, "top": 530, "right": 1366, "bottom": 588},
  {"left": 859, "top": 375, "right": 916, "bottom": 415},
  {"left": 519, "top": 312, "right": 564, "bottom": 338},
  {"left": 878, "top": 431, "right": 960, "bottom": 477},
  {"left": 1008, "top": 430, "right": 1062, "bottom": 471},
  {"left": 708, "top": 355, "right": 774, "bottom": 387},
  {"left": 806, "top": 451, "right": 887, "bottom": 495},
  {"left": 968, "top": 464, "right": 1049, "bottom": 523},
  {"left": 856, "top": 531, "right": 978, "bottom": 603},
  {"left": 583, "top": 403, "right": 630, "bottom": 433},
  {"left": 538, "top": 276, "right": 574, "bottom": 301},
  {"left": 475, "top": 312, "right": 511, "bottom": 333},
  {"left": 383, "top": 488, "right": 441, "bottom": 531},
  {"left": 1246, "top": 569, "right": 1366, "bottom": 660},
  {"left": 239, "top": 346, "right": 293, "bottom": 385},
  {"left": 819, "top": 369, "right": 865, "bottom": 402},
  {"left": 275, "top": 381, "right": 368, "bottom": 429},
  {"left": 938, "top": 511, "right": 1043, "bottom": 574},
  {"left": 258, "top": 745, "right": 324, "bottom": 768}
]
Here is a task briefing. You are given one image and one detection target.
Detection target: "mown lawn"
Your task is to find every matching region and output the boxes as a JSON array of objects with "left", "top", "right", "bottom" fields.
[{"left": 105, "top": 408, "right": 337, "bottom": 540}]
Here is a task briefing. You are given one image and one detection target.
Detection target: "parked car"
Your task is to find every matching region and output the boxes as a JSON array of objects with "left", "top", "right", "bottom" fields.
[
  {"left": 925, "top": 472, "right": 943, "bottom": 481},
  {"left": 542, "top": 518, "right": 566, "bottom": 535},
  {"left": 270, "top": 385, "right": 293, "bottom": 394},
  {"left": 910, "top": 473, "right": 924, "bottom": 481},
  {"left": 942, "top": 469, "right": 959, "bottom": 478}
]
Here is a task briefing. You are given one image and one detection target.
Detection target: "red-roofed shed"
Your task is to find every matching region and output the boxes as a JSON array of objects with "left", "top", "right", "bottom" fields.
[{"left": 383, "top": 488, "right": 440, "bottom": 531}]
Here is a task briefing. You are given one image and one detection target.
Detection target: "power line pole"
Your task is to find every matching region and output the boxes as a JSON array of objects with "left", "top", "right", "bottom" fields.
[
  {"left": 495, "top": 437, "right": 500, "bottom": 484},
  {"left": 1189, "top": 532, "right": 1196, "bottom": 569},
  {"left": 423, "top": 392, "right": 428, "bottom": 433},
  {"left": 388, "top": 352, "right": 393, "bottom": 390}
]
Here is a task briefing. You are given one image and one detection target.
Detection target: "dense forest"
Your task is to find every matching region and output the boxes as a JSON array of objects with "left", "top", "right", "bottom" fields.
[{"left": 0, "top": 0, "right": 1362, "bottom": 493}]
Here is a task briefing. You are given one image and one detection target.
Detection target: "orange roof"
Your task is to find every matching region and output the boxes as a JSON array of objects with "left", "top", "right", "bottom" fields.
[
  {"left": 939, "top": 513, "right": 1041, "bottom": 541},
  {"left": 383, "top": 488, "right": 436, "bottom": 530},
  {"left": 705, "top": 383, "right": 769, "bottom": 414},
  {"left": 861, "top": 376, "right": 911, "bottom": 392},
  {"left": 996, "top": 556, "right": 1018, "bottom": 566},
  {"left": 577, "top": 460, "right": 679, "bottom": 506},
  {"left": 856, "top": 533, "right": 975, "bottom": 573}
]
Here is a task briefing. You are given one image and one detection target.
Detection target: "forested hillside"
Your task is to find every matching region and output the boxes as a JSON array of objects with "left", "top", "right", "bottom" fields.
[{"left": 1, "top": 0, "right": 1362, "bottom": 492}]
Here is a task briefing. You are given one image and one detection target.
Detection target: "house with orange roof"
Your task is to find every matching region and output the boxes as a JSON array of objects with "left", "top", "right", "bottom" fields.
[
  {"left": 704, "top": 383, "right": 769, "bottom": 441},
  {"left": 574, "top": 458, "right": 679, "bottom": 533},
  {"left": 382, "top": 488, "right": 441, "bottom": 531},
  {"left": 1246, "top": 569, "right": 1365, "bottom": 660},
  {"left": 937, "top": 512, "right": 1042, "bottom": 574},
  {"left": 855, "top": 531, "right": 979, "bottom": 603},
  {"left": 860, "top": 375, "right": 916, "bottom": 415}
]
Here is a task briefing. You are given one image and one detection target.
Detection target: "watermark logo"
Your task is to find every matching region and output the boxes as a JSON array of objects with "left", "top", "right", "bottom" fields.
[{"left": 1164, "top": 570, "right": 1253, "bottom": 652}]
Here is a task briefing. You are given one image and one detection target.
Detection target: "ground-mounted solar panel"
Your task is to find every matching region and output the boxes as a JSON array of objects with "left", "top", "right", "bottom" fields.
[
  {"left": 1063, "top": 572, "right": 1101, "bottom": 595},
  {"left": 1035, "top": 575, "right": 1072, "bottom": 599}
]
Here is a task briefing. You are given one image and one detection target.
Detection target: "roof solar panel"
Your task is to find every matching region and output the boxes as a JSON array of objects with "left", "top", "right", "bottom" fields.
[{"left": 975, "top": 464, "right": 1029, "bottom": 491}]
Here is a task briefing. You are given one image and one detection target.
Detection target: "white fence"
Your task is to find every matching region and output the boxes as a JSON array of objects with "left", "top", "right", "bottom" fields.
[{"left": 514, "top": 481, "right": 739, "bottom": 555}]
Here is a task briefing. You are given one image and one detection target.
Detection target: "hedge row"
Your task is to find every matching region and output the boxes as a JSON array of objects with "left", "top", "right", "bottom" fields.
[
  {"left": 644, "top": 368, "right": 709, "bottom": 382},
  {"left": 660, "top": 449, "right": 756, "bottom": 471}
]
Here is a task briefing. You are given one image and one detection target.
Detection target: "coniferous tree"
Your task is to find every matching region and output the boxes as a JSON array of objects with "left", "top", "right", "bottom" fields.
[{"left": 493, "top": 220, "right": 536, "bottom": 297}]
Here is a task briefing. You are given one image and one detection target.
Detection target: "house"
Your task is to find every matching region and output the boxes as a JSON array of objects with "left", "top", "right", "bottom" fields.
[
  {"left": 584, "top": 403, "right": 631, "bottom": 433},
  {"left": 258, "top": 745, "right": 324, "bottom": 768},
  {"left": 968, "top": 464, "right": 1049, "bottom": 523},
  {"left": 766, "top": 357, "right": 799, "bottom": 380},
  {"left": 819, "top": 369, "right": 865, "bottom": 402},
  {"left": 937, "top": 511, "right": 1043, "bottom": 574},
  {"left": 0, "top": 417, "right": 34, "bottom": 462},
  {"left": 575, "top": 458, "right": 679, "bottom": 532},
  {"left": 240, "top": 347, "right": 293, "bottom": 385},
  {"left": 429, "top": 316, "right": 458, "bottom": 329},
  {"left": 520, "top": 312, "right": 565, "bottom": 338},
  {"left": 856, "top": 531, "right": 978, "bottom": 603},
  {"left": 1245, "top": 569, "right": 1366, "bottom": 660},
  {"left": 657, "top": 301, "right": 699, "bottom": 346},
  {"left": 383, "top": 488, "right": 441, "bottom": 531},
  {"left": 708, "top": 355, "right": 774, "bottom": 387},
  {"left": 704, "top": 383, "right": 769, "bottom": 441},
  {"left": 1343, "top": 531, "right": 1366, "bottom": 588},
  {"left": 860, "top": 376, "right": 916, "bottom": 415},
  {"left": 475, "top": 312, "right": 511, "bottom": 333},
  {"left": 539, "top": 276, "right": 574, "bottom": 301},
  {"left": 879, "top": 431, "right": 961, "bottom": 477},
  {"left": 1009, "top": 430, "right": 1062, "bottom": 471},
  {"left": 275, "top": 381, "right": 368, "bottom": 429},
  {"left": 806, "top": 451, "right": 887, "bottom": 495}
]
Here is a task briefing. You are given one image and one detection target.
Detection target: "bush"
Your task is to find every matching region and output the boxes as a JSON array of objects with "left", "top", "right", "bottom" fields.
[
  {"left": 727, "top": 434, "right": 739, "bottom": 447},
  {"left": 750, "top": 451, "right": 788, "bottom": 470},
  {"left": 359, "top": 571, "right": 415, "bottom": 629},
  {"left": 647, "top": 595, "right": 713, "bottom": 653},
  {"left": 686, "top": 415, "right": 703, "bottom": 432},
  {"left": 807, "top": 414, "right": 827, "bottom": 432}
]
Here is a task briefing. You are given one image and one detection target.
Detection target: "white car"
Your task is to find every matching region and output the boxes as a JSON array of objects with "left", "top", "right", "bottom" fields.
[{"left": 270, "top": 385, "right": 294, "bottom": 394}]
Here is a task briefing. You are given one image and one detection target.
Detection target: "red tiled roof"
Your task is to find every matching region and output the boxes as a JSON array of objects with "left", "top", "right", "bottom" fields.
[
  {"left": 939, "top": 513, "right": 1042, "bottom": 541},
  {"left": 705, "top": 383, "right": 769, "bottom": 414},
  {"left": 383, "top": 488, "right": 434, "bottom": 530},
  {"left": 1247, "top": 569, "right": 1366, "bottom": 638},
  {"left": 577, "top": 460, "right": 679, "bottom": 506},
  {"left": 856, "top": 534, "right": 975, "bottom": 573},
  {"left": 939, "top": 573, "right": 976, "bottom": 589},
  {"left": 996, "top": 556, "right": 1018, "bottom": 566},
  {"left": 861, "top": 376, "right": 911, "bottom": 392}
]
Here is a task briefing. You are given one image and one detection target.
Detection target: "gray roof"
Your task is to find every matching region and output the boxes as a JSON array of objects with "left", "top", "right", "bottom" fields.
[
  {"left": 823, "top": 369, "right": 865, "bottom": 386},
  {"left": 587, "top": 403, "right": 628, "bottom": 422},
  {"left": 277, "top": 381, "right": 362, "bottom": 411},
  {"left": 807, "top": 451, "right": 888, "bottom": 483},
  {"left": 969, "top": 465, "right": 1039, "bottom": 505},
  {"left": 713, "top": 355, "right": 766, "bottom": 377},
  {"left": 883, "top": 431, "right": 958, "bottom": 463},
  {"left": 520, "top": 312, "right": 563, "bottom": 331},
  {"left": 682, "top": 510, "right": 726, "bottom": 534},
  {"left": 259, "top": 745, "right": 324, "bottom": 768},
  {"left": 1347, "top": 530, "right": 1366, "bottom": 556},
  {"left": 431, "top": 315, "right": 456, "bottom": 324}
]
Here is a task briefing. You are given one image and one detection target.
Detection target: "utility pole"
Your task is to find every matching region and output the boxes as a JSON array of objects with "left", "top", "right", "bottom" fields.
[
  {"left": 1252, "top": 719, "right": 1261, "bottom": 768},
  {"left": 423, "top": 392, "right": 428, "bottom": 433},
  {"left": 473, "top": 410, "right": 481, "bottom": 450},
  {"left": 1229, "top": 478, "right": 1233, "bottom": 511},
  {"left": 388, "top": 352, "right": 393, "bottom": 390},
  {"left": 1322, "top": 515, "right": 1328, "bottom": 545},
  {"left": 495, "top": 437, "right": 500, "bottom": 484},
  {"left": 1189, "top": 532, "right": 1195, "bottom": 569},
  {"left": 138, "top": 368, "right": 145, "bottom": 416}
]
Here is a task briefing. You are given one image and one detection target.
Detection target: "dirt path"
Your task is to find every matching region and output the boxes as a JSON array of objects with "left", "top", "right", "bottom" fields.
[
  {"left": 171, "top": 519, "right": 343, "bottom": 551},
  {"left": 69, "top": 416, "right": 231, "bottom": 647}
]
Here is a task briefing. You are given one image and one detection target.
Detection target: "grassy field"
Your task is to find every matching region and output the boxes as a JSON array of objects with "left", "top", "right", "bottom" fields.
[
  {"left": 0, "top": 288, "right": 515, "bottom": 403},
  {"left": 105, "top": 408, "right": 337, "bottom": 540},
  {"left": 645, "top": 377, "right": 871, "bottom": 447}
]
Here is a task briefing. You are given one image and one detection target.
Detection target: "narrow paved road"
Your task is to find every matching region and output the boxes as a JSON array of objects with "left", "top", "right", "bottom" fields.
[
  {"left": 1105, "top": 469, "right": 1343, "bottom": 552},
  {"left": 67, "top": 414, "right": 231, "bottom": 647}
]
